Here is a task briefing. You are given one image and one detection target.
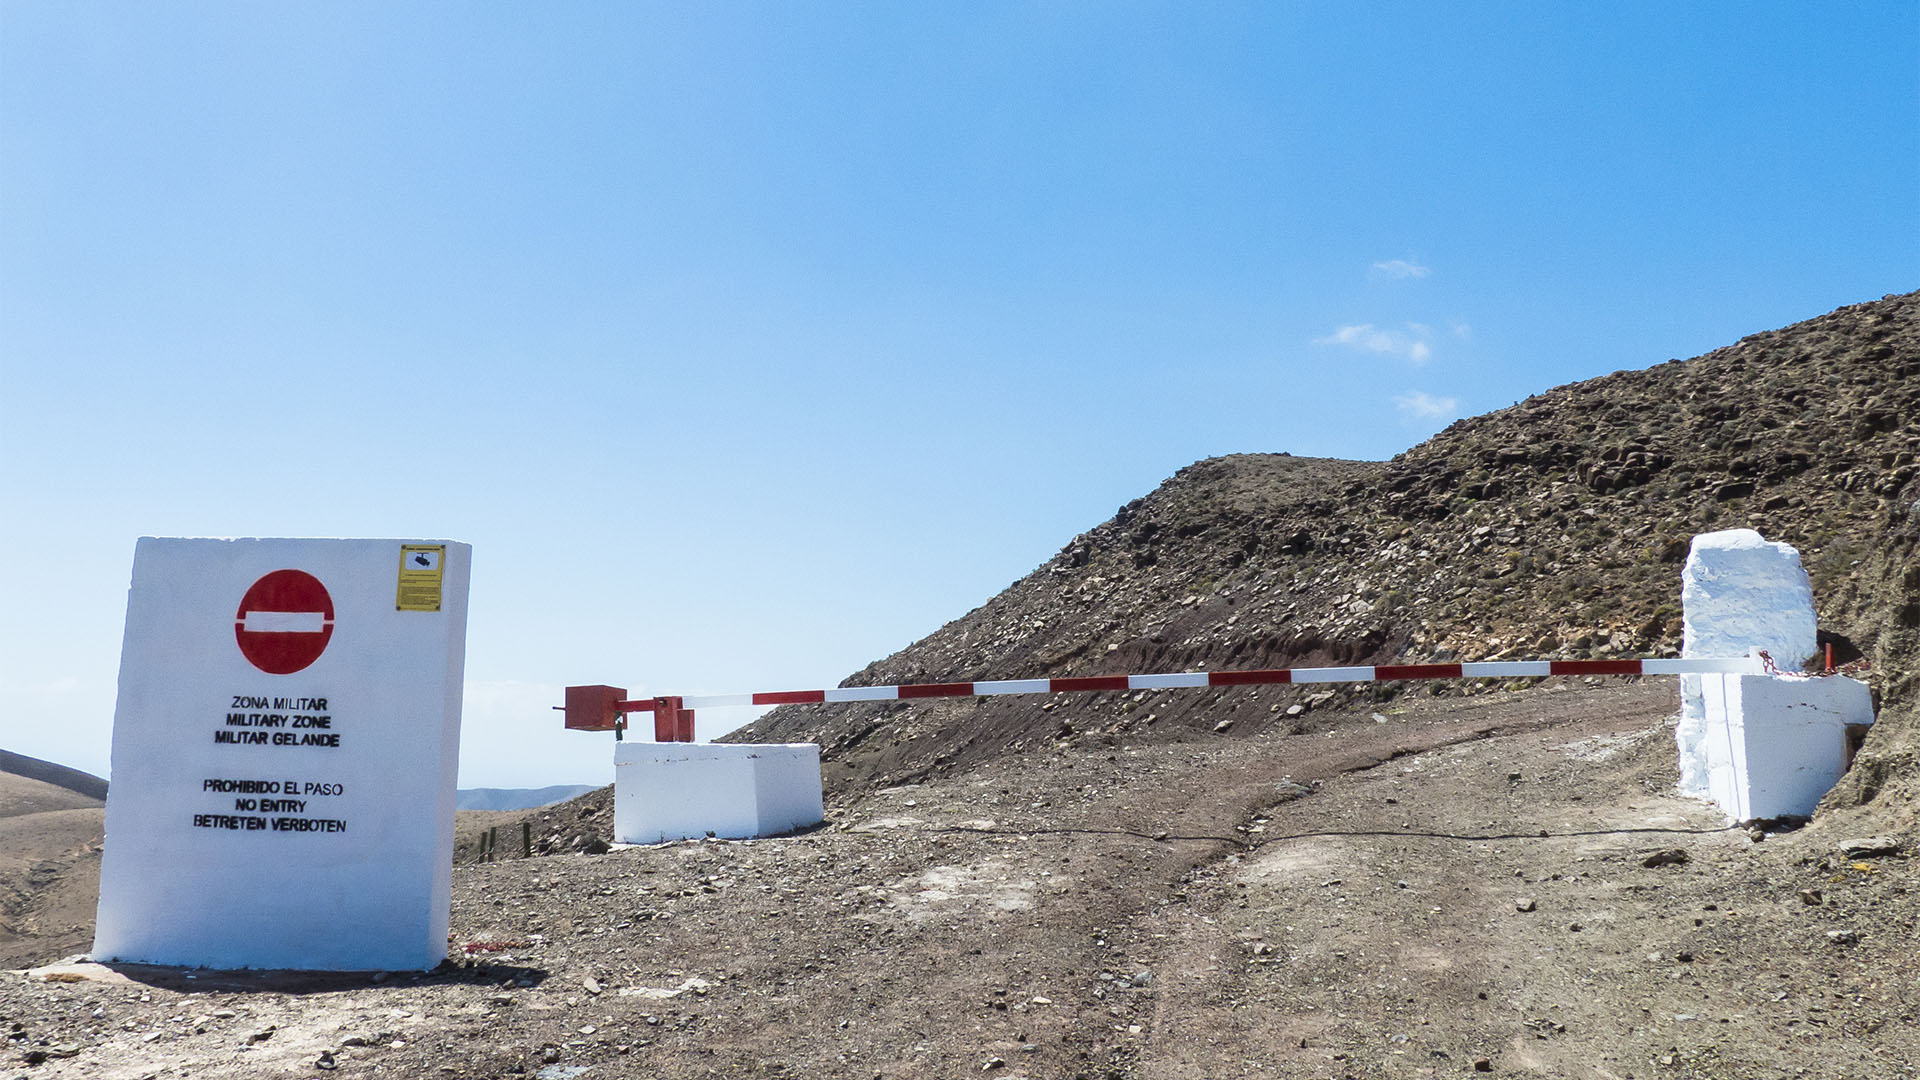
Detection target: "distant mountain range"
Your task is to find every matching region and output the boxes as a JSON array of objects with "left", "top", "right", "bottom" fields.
[
  {"left": 455, "top": 785, "right": 599, "bottom": 812},
  {"left": 0, "top": 750, "right": 596, "bottom": 815}
]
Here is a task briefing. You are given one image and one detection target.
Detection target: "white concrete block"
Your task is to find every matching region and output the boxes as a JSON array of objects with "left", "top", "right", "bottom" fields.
[
  {"left": 1697, "top": 673, "right": 1874, "bottom": 821},
  {"left": 93, "top": 538, "right": 470, "bottom": 971},
  {"left": 614, "top": 742, "right": 823, "bottom": 844},
  {"left": 1677, "top": 529, "right": 1818, "bottom": 798}
]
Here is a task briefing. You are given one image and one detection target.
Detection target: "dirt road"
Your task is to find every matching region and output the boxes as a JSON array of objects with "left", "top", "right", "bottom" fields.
[{"left": 4, "top": 681, "right": 1913, "bottom": 1078}]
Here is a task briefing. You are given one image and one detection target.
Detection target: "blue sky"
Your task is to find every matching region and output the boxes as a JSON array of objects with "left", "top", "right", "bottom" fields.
[{"left": 4, "top": 3, "right": 1916, "bottom": 787}]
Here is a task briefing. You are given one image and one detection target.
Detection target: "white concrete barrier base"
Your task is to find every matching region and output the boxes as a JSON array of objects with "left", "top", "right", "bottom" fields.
[
  {"left": 613, "top": 743, "right": 824, "bottom": 844},
  {"left": 1697, "top": 673, "right": 1873, "bottom": 822}
]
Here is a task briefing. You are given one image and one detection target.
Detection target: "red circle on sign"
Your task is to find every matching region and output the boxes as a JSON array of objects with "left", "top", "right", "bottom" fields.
[{"left": 234, "top": 569, "right": 335, "bottom": 675}]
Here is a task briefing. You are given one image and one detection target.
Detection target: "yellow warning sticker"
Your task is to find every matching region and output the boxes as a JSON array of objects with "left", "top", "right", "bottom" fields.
[{"left": 396, "top": 545, "right": 446, "bottom": 612}]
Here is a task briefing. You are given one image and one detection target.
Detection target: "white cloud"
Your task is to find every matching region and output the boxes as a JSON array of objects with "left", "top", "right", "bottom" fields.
[
  {"left": 1394, "top": 390, "right": 1459, "bottom": 419},
  {"left": 1371, "top": 259, "right": 1430, "bottom": 280},
  {"left": 1448, "top": 319, "right": 1472, "bottom": 339},
  {"left": 1315, "top": 323, "right": 1434, "bottom": 365}
]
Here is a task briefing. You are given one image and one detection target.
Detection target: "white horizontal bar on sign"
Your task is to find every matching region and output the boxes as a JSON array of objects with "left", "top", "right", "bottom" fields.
[
  {"left": 824, "top": 686, "right": 900, "bottom": 703},
  {"left": 1128, "top": 672, "right": 1209, "bottom": 690},
  {"left": 1642, "top": 657, "right": 1764, "bottom": 675},
  {"left": 241, "top": 611, "right": 327, "bottom": 633},
  {"left": 1289, "top": 666, "right": 1375, "bottom": 683},
  {"left": 973, "top": 679, "right": 1051, "bottom": 696},
  {"left": 683, "top": 693, "right": 753, "bottom": 709},
  {"left": 1461, "top": 661, "right": 1552, "bottom": 677}
]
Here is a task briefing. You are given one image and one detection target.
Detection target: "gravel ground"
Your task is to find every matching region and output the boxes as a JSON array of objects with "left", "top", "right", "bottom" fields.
[{"left": 4, "top": 681, "right": 1915, "bottom": 1079}]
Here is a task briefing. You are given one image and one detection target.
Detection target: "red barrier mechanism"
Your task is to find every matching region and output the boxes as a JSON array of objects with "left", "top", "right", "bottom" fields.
[
  {"left": 563, "top": 685, "right": 626, "bottom": 732},
  {"left": 646, "top": 696, "right": 696, "bottom": 743},
  {"left": 559, "top": 685, "right": 698, "bottom": 742}
]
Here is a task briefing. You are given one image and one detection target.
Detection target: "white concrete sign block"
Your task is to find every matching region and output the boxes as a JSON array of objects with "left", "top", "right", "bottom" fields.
[
  {"left": 613, "top": 743, "right": 823, "bottom": 845},
  {"left": 1677, "top": 529, "right": 1818, "bottom": 798},
  {"left": 93, "top": 538, "right": 471, "bottom": 971},
  {"left": 1697, "top": 673, "right": 1873, "bottom": 821}
]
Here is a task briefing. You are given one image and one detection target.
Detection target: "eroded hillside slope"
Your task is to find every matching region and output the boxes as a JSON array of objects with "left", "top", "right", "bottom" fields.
[
  {"left": 0, "top": 771, "right": 104, "bottom": 968},
  {"left": 738, "top": 292, "right": 1920, "bottom": 830}
]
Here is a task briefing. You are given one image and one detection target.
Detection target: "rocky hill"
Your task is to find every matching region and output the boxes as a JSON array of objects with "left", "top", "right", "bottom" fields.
[{"left": 737, "top": 291, "right": 1920, "bottom": 830}]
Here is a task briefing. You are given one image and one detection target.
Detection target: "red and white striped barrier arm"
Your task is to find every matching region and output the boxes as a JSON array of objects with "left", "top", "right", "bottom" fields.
[
  {"left": 563, "top": 656, "right": 1765, "bottom": 738},
  {"left": 671, "top": 656, "right": 1760, "bottom": 708}
]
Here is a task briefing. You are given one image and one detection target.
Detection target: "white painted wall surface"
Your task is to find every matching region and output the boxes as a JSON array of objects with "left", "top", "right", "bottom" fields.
[
  {"left": 613, "top": 742, "right": 823, "bottom": 844},
  {"left": 93, "top": 538, "right": 470, "bottom": 971},
  {"left": 1698, "top": 673, "right": 1873, "bottom": 821},
  {"left": 1677, "top": 529, "right": 1818, "bottom": 798}
]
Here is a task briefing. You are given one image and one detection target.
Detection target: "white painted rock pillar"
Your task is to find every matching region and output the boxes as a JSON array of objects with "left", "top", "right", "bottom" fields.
[
  {"left": 1677, "top": 528, "right": 1872, "bottom": 820},
  {"left": 92, "top": 537, "right": 470, "bottom": 971},
  {"left": 1678, "top": 529, "right": 1818, "bottom": 798}
]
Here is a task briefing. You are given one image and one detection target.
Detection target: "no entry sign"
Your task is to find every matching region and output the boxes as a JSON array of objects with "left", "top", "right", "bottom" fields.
[
  {"left": 97, "top": 537, "right": 471, "bottom": 971},
  {"left": 233, "top": 569, "right": 335, "bottom": 674}
]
